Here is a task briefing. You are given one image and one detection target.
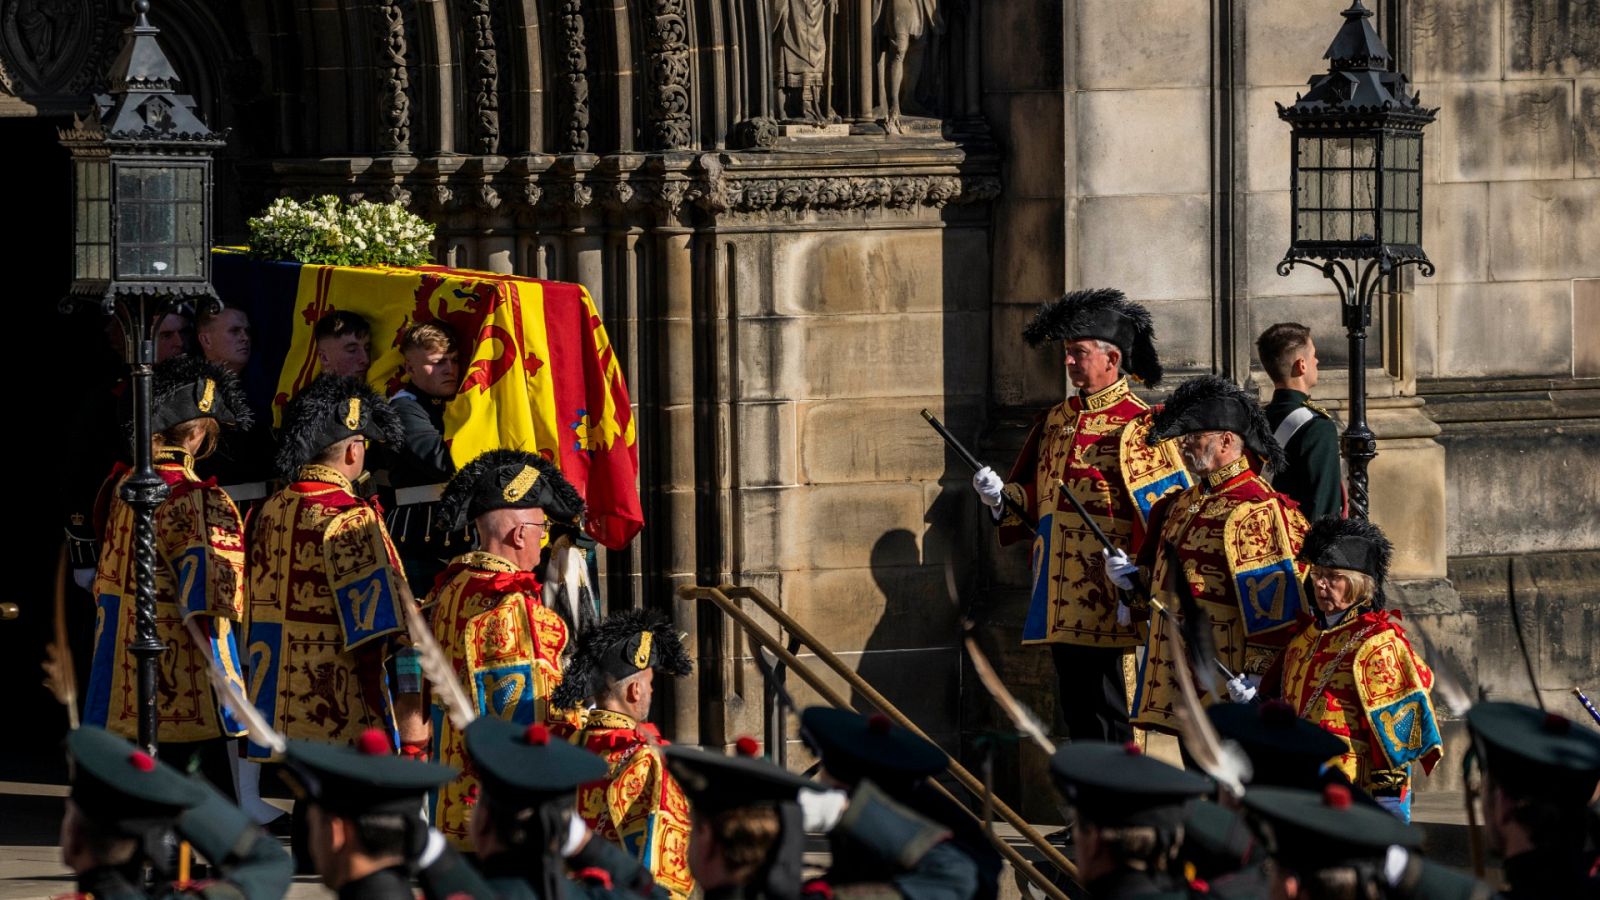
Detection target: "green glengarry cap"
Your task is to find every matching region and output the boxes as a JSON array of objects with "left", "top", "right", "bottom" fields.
[
  {"left": 800, "top": 707, "right": 947, "bottom": 785},
  {"left": 465, "top": 718, "right": 607, "bottom": 807},
  {"left": 68, "top": 726, "right": 208, "bottom": 830},
  {"left": 283, "top": 729, "right": 456, "bottom": 818},
  {"left": 1465, "top": 701, "right": 1600, "bottom": 803},
  {"left": 1050, "top": 740, "right": 1212, "bottom": 829},
  {"left": 663, "top": 739, "right": 817, "bottom": 817},
  {"left": 1241, "top": 784, "right": 1420, "bottom": 874}
]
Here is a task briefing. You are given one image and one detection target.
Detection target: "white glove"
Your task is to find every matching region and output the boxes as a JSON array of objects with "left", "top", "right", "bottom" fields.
[
  {"left": 799, "top": 787, "right": 849, "bottom": 833},
  {"left": 1101, "top": 548, "right": 1138, "bottom": 590},
  {"left": 418, "top": 827, "right": 448, "bottom": 868},
  {"left": 1116, "top": 601, "right": 1132, "bottom": 628},
  {"left": 972, "top": 466, "right": 1005, "bottom": 511},
  {"left": 1225, "top": 674, "right": 1260, "bottom": 703},
  {"left": 72, "top": 567, "right": 96, "bottom": 593},
  {"left": 560, "top": 811, "right": 590, "bottom": 857}
]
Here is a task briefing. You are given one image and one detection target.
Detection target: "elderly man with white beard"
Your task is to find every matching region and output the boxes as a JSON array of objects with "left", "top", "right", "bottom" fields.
[{"left": 1099, "top": 375, "right": 1311, "bottom": 736}]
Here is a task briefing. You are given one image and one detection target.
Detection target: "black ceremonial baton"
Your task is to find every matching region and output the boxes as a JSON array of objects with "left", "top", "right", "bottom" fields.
[{"left": 920, "top": 409, "right": 1037, "bottom": 530}]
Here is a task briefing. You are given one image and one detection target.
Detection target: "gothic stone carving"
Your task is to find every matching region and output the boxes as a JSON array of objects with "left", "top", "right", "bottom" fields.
[
  {"left": 642, "top": 0, "right": 691, "bottom": 150},
  {"left": 773, "top": 0, "right": 838, "bottom": 122},
  {"left": 559, "top": 0, "right": 590, "bottom": 153},
  {"left": 1, "top": 0, "right": 107, "bottom": 98},
  {"left": 875, "top": 0, "right": 943, "bottom": 134},
  {"left": 375, "top": 0, "right": 411, "bottom": 153},
  {"left": 461, "top": 0, "right": 499, "bottom": 155},
  {"left": 722, "top": 173, "right": 993, "bottom": 211}
]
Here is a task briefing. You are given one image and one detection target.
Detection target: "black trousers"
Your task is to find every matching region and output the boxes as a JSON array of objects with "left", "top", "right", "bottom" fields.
[{"left": 1050, "top": 644, "right": 1133, "bottom": 744}]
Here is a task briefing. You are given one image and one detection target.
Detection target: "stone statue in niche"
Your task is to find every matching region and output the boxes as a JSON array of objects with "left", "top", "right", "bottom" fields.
[
  {"left": 773, "top": 0, "right": 838, "bottom": 122},
  {"left": 874, "top": 0, "right": 942, "bottom": 134}
]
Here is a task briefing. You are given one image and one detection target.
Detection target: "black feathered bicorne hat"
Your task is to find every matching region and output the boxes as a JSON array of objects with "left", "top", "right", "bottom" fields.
[
  {"left": 549, "top": 608, "right": 692, "bottom": 711},
  {"left": 1021, "top": 288, "right": 1164, "bottom": 386},
  {"left": 1147, "top": 374, "right": 1286, "bottom": 474},
  {"left": 275, "top": 374, "right": 403, "bottom": 477},
  {"left": 129, "top": 355, "right": 255, "bottom": 440},
  {"left": 1298, "top": 516, "right": 1393, "bottom": 606},
  {"left": 437, "top": 449, "right": 584, "bottom": 532}
]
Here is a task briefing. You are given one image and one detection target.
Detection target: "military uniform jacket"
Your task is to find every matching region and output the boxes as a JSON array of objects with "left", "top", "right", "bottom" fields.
[
  {"left": 426, "top": 551, "right": 569, "bottom": 848},
  {"left": 552, "top": 709, "right": 695, "bottom": 900},
  {"left": 998, "top": 379, "right": 1191, "bottom": 648},
  {"left": 418, "top": 832, "right": 669, "bottom": 900},
  {"left": 245, "top": 464, "right": 406, "bottom": 761},
  {"left": 87, "top": 447, "right": 249, "bottom": 743},
  {"left": 1263, "top": 389, "right": 1343, "bottom": 524},
  {"left": 61, "top": 780, "right": 294, "bottom": 900},
  {"left": 1132, "top": 459, "right": 1309, "bottom": 734},
  {"left": 1269, "top": 608, "right": 1443, "bottom": 799}
]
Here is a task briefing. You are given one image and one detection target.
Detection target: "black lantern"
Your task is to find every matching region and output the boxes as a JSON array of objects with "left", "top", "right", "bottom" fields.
[
  {"left": 60, "top": 0, "right": 226, "bottom": 755},
  {"left": 1276, "top": 0, "right": 1436, "bottom": 520}
]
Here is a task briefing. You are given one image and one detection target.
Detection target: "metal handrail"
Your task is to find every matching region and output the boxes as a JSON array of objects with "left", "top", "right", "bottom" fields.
[{"left": 678, "top": 583, "right": 1079, "bottom": 898}]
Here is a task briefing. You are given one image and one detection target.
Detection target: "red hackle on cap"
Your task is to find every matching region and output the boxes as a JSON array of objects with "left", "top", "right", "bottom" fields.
[
  {"left": 526, "top": 723, "right": 551, "bottom": 746},
  {"left": 1123, "top": 741, "right": 1142, "bottom": 756},
  {"left": 735, "top": 736, "right": 761, "bottom": 757},
  {"left": 128, "top": 751, "right": 156, "bottom": 772},
  {"left": 356, "top": 728, "right": 392, "bottom": 756},
  {"left": 1260, "top": 699, "right": 1296, "bottom": 725},
  {"left": 1322, "top": 783, "right": 1352, "bottom": 810},
  {"left": 1544, "top": 713, "right": 1572, "bottom": 734},
  {"left": 867, "top": 714, "right": 892, "bottom": 736}
]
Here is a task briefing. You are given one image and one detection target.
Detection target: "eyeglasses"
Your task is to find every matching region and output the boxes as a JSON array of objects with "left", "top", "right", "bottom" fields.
[{"left": 1308, "top": 567, "right": 1346, "bottom": 585}]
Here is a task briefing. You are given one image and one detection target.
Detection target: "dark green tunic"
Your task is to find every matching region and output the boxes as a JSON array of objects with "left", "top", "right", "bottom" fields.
[{"left": 1263, "top": 388, "right": 1343, "bottom": 523}]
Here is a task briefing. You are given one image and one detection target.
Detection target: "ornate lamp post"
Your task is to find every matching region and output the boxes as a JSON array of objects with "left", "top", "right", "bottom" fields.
[
  {"left": 1277, "top": 0, "right": 1436, "bottom": 520},
  {"left": 59, "top": 0, "right": 225, "bottom": 753}
]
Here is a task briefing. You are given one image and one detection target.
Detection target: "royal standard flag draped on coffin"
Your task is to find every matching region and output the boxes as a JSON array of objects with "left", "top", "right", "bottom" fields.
[{"left": 213, "top": 249, "right": 643, "bottom": 550}]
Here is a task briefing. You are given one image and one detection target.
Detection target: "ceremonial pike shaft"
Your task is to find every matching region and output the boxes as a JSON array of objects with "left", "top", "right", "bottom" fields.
[
  {"left": 1575, "top": 687, "right": 1600, "bottom": 727},
  {"left": 919, "top": 409, "right": 1037, "bottom": 529}
]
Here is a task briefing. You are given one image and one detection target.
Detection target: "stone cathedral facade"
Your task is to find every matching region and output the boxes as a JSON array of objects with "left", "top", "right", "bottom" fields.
[{"left": 2, "top": 0, "right": 1593, "bottom": 811}]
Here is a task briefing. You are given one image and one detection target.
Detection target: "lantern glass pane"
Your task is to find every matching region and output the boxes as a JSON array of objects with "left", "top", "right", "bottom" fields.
[
  {"left": 1322, "top": 210, "right": 1349, "bottom": 242},
  {"left": 73, "top": 158, "right": 112, "bottom": 282},
  {"left": 1298, "top": 173, "right": 1321, "bottom": 209},
  {"left": 1354, "top": 211, "right": 1375, "bottom": 241},
  {"left": 1327, "top": 138, "right": 1352, "bottom": 168},
  {"left": 1298, "top": 211, "right": 1321, "bottom": 241},
  {"left": 1327, "top": 171, "right": 1352, "bottom": 211},
  {"left": 1352, "top": 137, "right": 1376, "bottom": 169},
  {"left": 1298, "top": 137, "right": 1322, "bottom": 169},
  {"left": 178, "top": 166, "right": 203, "bottom": 203},
  {"left": 1353, "top": 171, "right": 1376, "bottom": 210}
]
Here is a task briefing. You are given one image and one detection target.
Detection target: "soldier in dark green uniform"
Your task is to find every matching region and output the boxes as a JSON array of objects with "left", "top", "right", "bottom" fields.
[
  {"left": 668, "top": 738, "right": 978, "bottom": 900},
  {"left": 800, "top": 707, "right": 1001, "bottom": 900},
  {"left": 1241, "top": 782, "right": 1435, "bottom": 900},
  {"left": 1050, "top": 741, "right": 1211, "bottom": 898},
  {"left": 1179, "top": 700, "right": 1351, "bottom": 896},
  {"left": 281, "top": 728, "right": 458, "bottom": 899},
  {"left": 663, "top": 742, "right": 815, "bottom": 900},
  {"left": 59, "top": 726, "right": 293, "bottom": 900},
  {"left": 1256, "top": 323, "right": 1343, "bottom": 522},
  {"left": 1465, "top": 702, "right": 1600, "bottom": 899},
  {"left": 417, "top": 717, "right": 670, "bottom": 900}
]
